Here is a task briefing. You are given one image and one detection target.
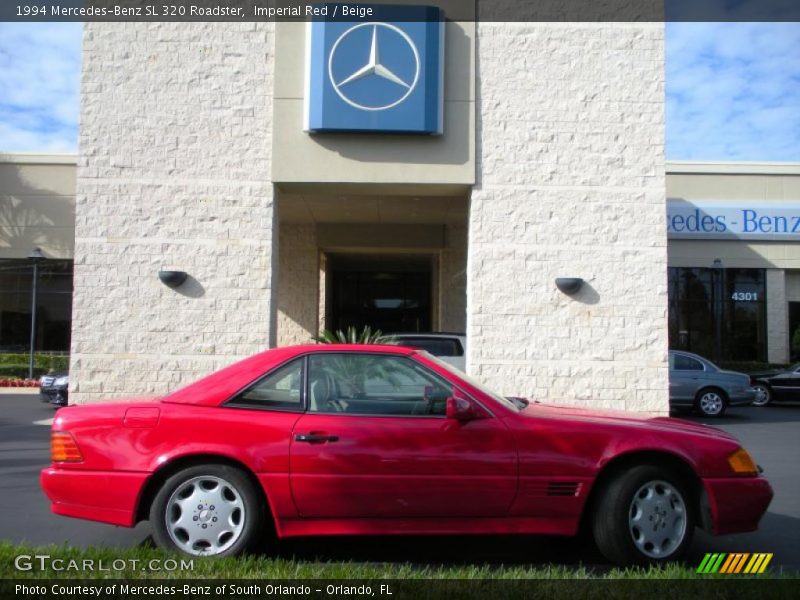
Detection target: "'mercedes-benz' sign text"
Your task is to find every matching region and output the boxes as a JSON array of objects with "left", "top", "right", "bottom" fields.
[{"left": 667, "top": 201, "right": 800, "bottom": 240}]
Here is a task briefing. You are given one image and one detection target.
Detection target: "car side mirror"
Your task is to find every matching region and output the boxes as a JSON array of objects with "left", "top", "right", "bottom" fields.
[{"left": 446, "top": 396, "right": 477, "bottom": 421}]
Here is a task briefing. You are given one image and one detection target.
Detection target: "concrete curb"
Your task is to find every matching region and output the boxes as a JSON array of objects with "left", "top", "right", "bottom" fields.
[{"left": 0, "top": 388, "right": 40, "bottom": 395}]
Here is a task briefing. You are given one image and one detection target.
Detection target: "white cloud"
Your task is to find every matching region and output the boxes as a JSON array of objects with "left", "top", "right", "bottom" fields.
[
  {"left": 667, "top": 22, "right": 800, "bottom": 161},
  {"left": 0, "top": 22, "right": 82, "bottom": 153},
  {"left": 0, "top": 22, "right": 797, "bottom": 162}
]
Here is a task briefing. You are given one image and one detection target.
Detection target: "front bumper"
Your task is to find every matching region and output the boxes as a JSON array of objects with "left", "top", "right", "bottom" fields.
[
  {"left": 41, "top": 387, "right": 68, "bottom": 405},
  {"left": 40, "top": 467, "right": 149, "bottom": 527},
  {"left": 702, "top": 476, "right": 773, "bottom": 535},
  {"left": 728, "top": 388, "right": 758, "bottom": 406}
]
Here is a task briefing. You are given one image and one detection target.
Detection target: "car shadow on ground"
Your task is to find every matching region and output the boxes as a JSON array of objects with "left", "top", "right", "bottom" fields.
[
  {"left": 672, "top": 405, "right": 800, "bottom": 425},
  {"left": 273, "top": 533, "right": 609, "bottom": 568}
]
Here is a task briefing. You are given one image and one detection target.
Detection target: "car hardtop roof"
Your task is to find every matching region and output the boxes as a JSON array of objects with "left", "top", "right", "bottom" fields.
[
  {"left": 670, "top": 349, "right": 708, "bottom": 360},
  {"left": 162, "top": 343, "right": 418, "bottom": 406},
  {"left": 669, "top": 349, "right": 719, "bottom": 369},
  {"left": 280, "top": 343, "right": 416, "bottom": 355}
]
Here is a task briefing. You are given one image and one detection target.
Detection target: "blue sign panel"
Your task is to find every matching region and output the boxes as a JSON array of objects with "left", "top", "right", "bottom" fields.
[
  {"left": 667, "top": 200, "right": 800, "bottom": 241},
  {"left": 304, "top": 5, "right": 445, "bottom": 135}
]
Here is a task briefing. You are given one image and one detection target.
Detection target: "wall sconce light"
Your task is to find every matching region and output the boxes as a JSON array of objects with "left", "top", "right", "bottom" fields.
[
  {"left": 555, "top": 277, "right": 584, "bottom": 295},
  {"left": 158, "top": 270, "right": 188, "bottom": 288}
]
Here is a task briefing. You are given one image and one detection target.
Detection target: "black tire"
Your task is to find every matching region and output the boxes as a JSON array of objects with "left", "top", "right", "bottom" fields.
[
  {"left": 751, "top": 383, "right": 772, "bottom": 407},
  {"left": 150, "top": 464, "right": 264, "bottom": 557},
  {"left": 592, "top": 465, "right": 695, "bottom": 566},
  {"left": 694, "top": 388, "right": 727, "bottom": 417}
]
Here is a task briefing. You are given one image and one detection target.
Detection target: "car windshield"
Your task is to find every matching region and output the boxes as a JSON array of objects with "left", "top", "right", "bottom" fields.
[{"left": 417, "top": 351, "right": 520, "bottom": 411}]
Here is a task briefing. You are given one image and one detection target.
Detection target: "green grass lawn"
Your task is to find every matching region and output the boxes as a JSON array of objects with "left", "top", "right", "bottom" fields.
[{"left": 3, "top": 543, "right": 797, "bottom": 600}]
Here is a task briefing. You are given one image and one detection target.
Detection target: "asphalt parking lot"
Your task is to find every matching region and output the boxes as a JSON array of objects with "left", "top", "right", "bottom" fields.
[{"left": 1, "top": 392, "right": 798, "bottom": 572}]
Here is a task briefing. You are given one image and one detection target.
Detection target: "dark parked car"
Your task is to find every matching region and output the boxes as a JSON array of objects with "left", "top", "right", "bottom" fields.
[
  {"left": 39, "top": 372, "right": 69, "bottom": 407},
  {"left": 749, "top": 364, "right": 800, "bottom": 407},
  {"left": 669, "top": 351, "right": 756, "bottom": 417}
]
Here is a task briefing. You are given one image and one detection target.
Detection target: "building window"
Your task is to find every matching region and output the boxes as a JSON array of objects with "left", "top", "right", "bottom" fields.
[
  {"left": 0, "top": 259, "right": 73, "bottom": 353},
  {"left": 668, "top": 267, "right": 766, "bottom": 363}
]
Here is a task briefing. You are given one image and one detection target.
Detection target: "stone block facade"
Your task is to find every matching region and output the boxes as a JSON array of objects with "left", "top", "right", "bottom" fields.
[
  {"left": 277, "top": 224, "right": 319, "bottom": 346},
  {"left": 71, "top": 21, "right": 668, "bottom": 413},
  {"left": 766, "top": 269, "right": 789, "bottom": 364},
  {"left": 469, "top": 23, "right": 668, "bottom": 412},
  {"left": 70, "top": 23, "right": 277, "bottom": 403}
]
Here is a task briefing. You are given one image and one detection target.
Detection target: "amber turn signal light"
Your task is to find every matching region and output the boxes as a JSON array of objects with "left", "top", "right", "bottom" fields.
[
  {"left": 728, "top": 447, "right": 757, "bottom": 475},
  {"left": 51, "top": 431, "right": 84, "bottom": 463}
]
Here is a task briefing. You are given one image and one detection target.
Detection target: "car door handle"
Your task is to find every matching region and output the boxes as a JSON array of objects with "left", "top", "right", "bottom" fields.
[{"left": 294, "top": 433, "right": 339, "bottom": 443}]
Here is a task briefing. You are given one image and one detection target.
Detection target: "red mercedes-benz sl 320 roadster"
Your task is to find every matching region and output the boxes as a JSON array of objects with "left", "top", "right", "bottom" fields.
[{"left": 41, "top": 344, "right": 772, "bottom": 564}]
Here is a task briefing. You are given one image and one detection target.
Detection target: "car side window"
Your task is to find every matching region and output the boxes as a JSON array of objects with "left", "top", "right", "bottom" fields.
[
  {"left": 673, "top": 355, "right": 704, "bottom": 371},
  {"left": 307, "top": 353, "right": 452, "bottom": 417},
  {"left": 226, "top": 359, "right": 304, "bottom": 410}
]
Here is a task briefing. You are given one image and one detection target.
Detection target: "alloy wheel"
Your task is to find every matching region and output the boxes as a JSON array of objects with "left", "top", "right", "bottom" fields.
[
  {"left": 628, "top": 480, "right": 688, "bottom": 559},
  {"left": 751, "top": 385, "right": 771, "bottom": 407},
  {"left": 698, "top": 391, "right": 724, "bottom": 416},
  {"left": 165, "top": 475, "right": 245, "bottom": 556}
]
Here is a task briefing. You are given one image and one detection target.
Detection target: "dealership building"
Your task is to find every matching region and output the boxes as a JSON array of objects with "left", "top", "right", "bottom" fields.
[{"left": 1, "top": 15, "right": 798, "bottom": 411}]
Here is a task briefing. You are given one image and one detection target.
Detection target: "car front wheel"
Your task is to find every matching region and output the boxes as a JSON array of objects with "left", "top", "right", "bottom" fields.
[
  {"left": 695, "top": 389, "right": 726, "bottom": 417},
  {"left": 592, "top": 465, "right": 695, "bottom": 565},
  {"left": 150, "top": 464, "right": 264, "bottom": 557},
  {"left": 751, "top": 384, "right": 772, "bottom": 407}
]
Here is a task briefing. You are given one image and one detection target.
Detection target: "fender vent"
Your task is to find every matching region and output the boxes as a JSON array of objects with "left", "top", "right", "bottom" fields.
[{"left": 547, "top": 482, "right": 581, "bottom": 497}]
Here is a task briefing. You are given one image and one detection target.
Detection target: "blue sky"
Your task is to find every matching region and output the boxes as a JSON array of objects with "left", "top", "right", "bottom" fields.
[
  {"left": 666, "top": 22, "right": 800, "bottom": 161},
  {"left": 0, "top": 23, "right": 81, "bottom": 152},
  {"left": 0, "top": 22, "right": 798, "bottom": 161}
]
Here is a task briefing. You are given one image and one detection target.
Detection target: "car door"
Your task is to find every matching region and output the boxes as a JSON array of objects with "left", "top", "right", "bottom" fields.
[
  {"left": 289, "top": 352, "right": 517, "bottom": 519},
  {"left": 669, "top": 353, "right": 705, "bottom": 402}
]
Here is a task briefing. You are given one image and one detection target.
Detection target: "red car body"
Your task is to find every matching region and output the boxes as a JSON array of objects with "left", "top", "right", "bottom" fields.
[{"left": 41, "top": 345, "right": 772, "bottom": 546}]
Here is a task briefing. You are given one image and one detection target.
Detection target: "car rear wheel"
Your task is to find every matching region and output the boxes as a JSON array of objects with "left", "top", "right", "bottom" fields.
[
  {"left": 695, "top": 389, "right": 727, "bottom": 417},
  {"left": 150, "top": 464, "right": 264, "bottom": 557},
  {"left": 751, "top": 384, "right": 772, "bottom": 407},
  {"left": 592, "top": 465, "right": 695, "bottom": 565}
]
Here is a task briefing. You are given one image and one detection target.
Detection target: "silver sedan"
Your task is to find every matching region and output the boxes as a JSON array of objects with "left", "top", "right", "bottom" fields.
[{"left": 669, "top": 350, "right": 756, "bottom": 417}]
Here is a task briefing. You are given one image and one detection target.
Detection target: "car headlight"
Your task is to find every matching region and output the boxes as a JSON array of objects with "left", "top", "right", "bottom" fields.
[
  {"left": 728, "top": 447, "right": 758, "bottom": 475},
  {"left": 54, "top": 376, "right": 69, "bottom": 387}
]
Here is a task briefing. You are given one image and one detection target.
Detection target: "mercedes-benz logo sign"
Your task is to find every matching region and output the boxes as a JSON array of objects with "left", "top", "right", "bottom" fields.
[{"left": 328, "top": 22, "right": 421, "bottom": 112}]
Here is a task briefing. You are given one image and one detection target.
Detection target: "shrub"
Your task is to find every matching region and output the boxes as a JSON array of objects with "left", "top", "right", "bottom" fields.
[
  {"left": 0, "top": 353, "right": 69, "bottom": 378},
  {"left": 313, "top": 326, "right": 395, "bottom": 345}
]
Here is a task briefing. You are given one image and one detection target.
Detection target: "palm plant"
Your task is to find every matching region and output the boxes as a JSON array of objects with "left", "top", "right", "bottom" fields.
[{"left": 312, "top": 325, "right": 395, "bottom": 345}]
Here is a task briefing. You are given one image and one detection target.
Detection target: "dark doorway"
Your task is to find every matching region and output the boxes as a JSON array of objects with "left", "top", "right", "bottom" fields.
[{"left": 327, "top": 254, "right": 432, "bottom": 333}]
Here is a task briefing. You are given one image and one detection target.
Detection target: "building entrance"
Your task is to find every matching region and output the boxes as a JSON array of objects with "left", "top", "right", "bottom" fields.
[{"left": 326, "top": 254, "right": 432, "bottom": 334}]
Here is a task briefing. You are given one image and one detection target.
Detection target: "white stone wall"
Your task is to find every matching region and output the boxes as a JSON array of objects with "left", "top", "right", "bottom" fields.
[
  {"left": 470, "top": 23, "right": 668, "bottom": 413},
  {"left": 71, "top": 23, "right": 276, "bottom": 403},
  {"left": 766, "top": 269, "right": 789, "bottom": 364},
  {"left": 277, "top": 224, "right": 319, "bottom": 345}
]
